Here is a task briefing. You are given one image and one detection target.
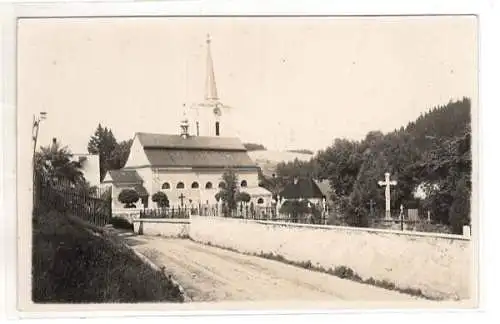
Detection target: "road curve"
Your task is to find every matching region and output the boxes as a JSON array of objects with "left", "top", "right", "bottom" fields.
[{"left": 122, "top": 234, "right": 422, "bottom": 303}]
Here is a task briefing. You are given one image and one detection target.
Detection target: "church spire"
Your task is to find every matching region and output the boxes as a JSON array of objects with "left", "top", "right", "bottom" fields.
[{"left": 205, "top": 34, "right": 219, "bottom": 101}]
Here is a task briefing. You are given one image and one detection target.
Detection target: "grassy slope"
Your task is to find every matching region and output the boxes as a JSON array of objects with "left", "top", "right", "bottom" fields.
[{"left": 32, "top": 208, "right": 183, "bottom": 303}]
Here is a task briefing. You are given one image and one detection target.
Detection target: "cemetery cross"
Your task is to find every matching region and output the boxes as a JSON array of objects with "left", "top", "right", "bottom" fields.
[{"left": 377, "top": 172, "right": 397, "bottom": 220}]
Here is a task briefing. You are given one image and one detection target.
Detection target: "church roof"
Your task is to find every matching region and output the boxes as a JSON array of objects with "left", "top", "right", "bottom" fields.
[
  {"left": 133, "top": 132, "right": 258, "bottom": 169},
  {"left": 143, "top": 149, "right": 257, "bottom": 169},
  {"left": 136, "top": 133, "right": 246, "bottom": 151}
]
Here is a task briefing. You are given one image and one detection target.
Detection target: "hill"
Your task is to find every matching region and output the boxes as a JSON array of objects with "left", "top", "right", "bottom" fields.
[{"left": 248, "top": 150, "right": 314, "bottom": 178}]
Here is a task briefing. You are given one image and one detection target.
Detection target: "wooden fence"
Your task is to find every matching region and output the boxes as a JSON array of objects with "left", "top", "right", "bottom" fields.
[{"left": 34, "top": 171, "right": 112, "bottom": 227}]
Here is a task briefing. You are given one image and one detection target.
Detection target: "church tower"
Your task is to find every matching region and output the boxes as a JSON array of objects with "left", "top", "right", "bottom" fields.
[{"left": 191, "top": 34, "right": 233, "bottom": 137}]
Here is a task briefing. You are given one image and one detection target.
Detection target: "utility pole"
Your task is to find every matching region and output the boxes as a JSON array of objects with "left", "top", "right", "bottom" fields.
[{"left": 32, "top": 112, "right": 47, "bottom": 203}]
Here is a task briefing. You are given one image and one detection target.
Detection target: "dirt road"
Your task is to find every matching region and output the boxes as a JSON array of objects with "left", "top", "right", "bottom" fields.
[{"left": 122, "top": 234, "right": 422, "bottom": 302}]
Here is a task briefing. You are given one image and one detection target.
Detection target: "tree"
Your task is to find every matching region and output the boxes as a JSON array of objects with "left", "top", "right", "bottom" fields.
[
  {"left": 118, "top": 189, "right": 139, "bottom": 208},
  {"left": 217, "top": 168, "right": 239, "bottom": 216},
  {"left": 152, "top": 191, "right": 169, "bottom": 208},
  {"left": 236, "top": 191, "right": 251, "bottom": 204},
  {"left": 88, "top": 124, "right": 118, "bottom": 181},
  {"left": 243, "top": 143, "right": 266, "bottom": 151},
  {"left": 315, "top": 139, "right": 363, "bottom": 197},
  {"left": 287, "top": 149, "right": 314, "bottom": 155},
  {"left": 35, "top": 139, "right": 86, "bottom": 186},
  {"left": 108, "top": 139, "right": 133, "bottom": 170}
]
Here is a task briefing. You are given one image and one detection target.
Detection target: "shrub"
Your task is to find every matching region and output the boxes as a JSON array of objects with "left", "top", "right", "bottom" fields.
[
  {"left": 118, "top": 189, "right": 139, "bottom": 208},
  {"left": 236, "top": 191, "right": 251, "bottom": 203},
  {"left": 110, "top": 217, "right": 133, "bottom": 231},
  {"left": 152, "top": 191, "right": 169, "bottom": 208}
]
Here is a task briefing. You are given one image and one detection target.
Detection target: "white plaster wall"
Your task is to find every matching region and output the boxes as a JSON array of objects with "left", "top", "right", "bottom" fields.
[
  {"left": 150, "top": 169, "right": 262, "bottom": 206},
  {"left": 124, "top": 136, "right": 150, "bottom": 168},
  {"left": 112, "top": 209, "right": 141, "bottom": 223},
  {"left": 73, "top": 154, "right": 100, "bottom": 187},
  {"left": 236, "top": 170, "right": 259, "bottom": 188},
  {"left": 133, "top": 219, "right": 190, "bottom": 237},
  {"left": 189, "top": 216, "right": 472, "bottom": 300}
]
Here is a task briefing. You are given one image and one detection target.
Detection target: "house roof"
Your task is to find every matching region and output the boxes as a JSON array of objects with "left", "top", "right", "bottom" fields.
[
  {"left": 142, "top": 149, "right": 258, "bottom": 169},
  {"left": 314, "top": 180, "right": 334, "bottom": 198},
  {"left": 136, "top": 132, "right": 246, "bottom": 151},
  {"left": 279, "top": 178, "right": 325, "bottom": 200},
  {"left": 105, "top": 170, "right": 143, "bottom": 184}
]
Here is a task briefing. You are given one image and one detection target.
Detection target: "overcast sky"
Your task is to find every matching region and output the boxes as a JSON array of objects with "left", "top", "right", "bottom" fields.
[{"left": 18, "top": 16, "right": 477, "bottom": 153}]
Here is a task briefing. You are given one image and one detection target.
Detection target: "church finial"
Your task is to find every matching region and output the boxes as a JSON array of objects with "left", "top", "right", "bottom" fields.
[{"left": 205, "top": 33, "right": 218, "bottom": 101}]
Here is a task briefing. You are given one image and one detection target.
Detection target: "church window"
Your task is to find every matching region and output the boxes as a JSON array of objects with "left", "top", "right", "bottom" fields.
[
  {"left": 176, "top": 182, "right": 185, "bottom": 189},
  {"left": 205, "top": 182, "right": 213, "bottom": 189},
  {"left": 215, "top": 121, "right": 220, "bottom": 136},
  {"left": 257, "top": 198, "right": 264, "bottom": 204},
  {"left": 162, "top": 182, "right": 170, "bottom": 190},
  {"left": 218, "top": 182, "right": 226, "bottom": 189},
  {"left": 240, "top": 180, "right": 247, "bottom": 187},
  {"left": 191, "top": 182, "right": 199, "bottom": 189}
]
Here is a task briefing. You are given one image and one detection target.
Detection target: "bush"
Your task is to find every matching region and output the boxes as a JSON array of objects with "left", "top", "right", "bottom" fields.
[
  {"left": 110, "top": 217, "right": 133, "bottom": 231},
  {"left": 152, "top": 191, "right": 169, "bottom": 208},
  {"left": 236, "top": 191, "right": 251, "bottom": 203},
  {"left": 118, "top": 189, "right": 139, "bottom": 208}
]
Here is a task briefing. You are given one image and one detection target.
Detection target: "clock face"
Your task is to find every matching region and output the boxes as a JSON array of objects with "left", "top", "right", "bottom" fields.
[{"left": 213, "top": 106, "right": 222, "bottom": 117}]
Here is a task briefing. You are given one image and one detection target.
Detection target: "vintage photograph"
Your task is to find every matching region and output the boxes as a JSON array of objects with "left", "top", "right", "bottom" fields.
[{"left": 18, "top": 15, "right": 477, "bottom": 309}]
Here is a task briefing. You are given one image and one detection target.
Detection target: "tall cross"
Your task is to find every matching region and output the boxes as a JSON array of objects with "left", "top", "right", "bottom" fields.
[
  {"left": 378, "top": 172, "right": 397, "bottom": 220},
  {"left": 179, "top": 193, "right": 186, "bottom": 207}
]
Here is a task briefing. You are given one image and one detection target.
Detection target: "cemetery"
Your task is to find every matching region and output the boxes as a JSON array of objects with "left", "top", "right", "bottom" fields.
[{"left": 27, "top": 27, "right": 474, "bottom": 304}]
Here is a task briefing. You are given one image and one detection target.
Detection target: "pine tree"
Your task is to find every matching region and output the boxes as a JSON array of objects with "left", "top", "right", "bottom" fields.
[{"left": 88, "top": 124, "right": 118, "bottom": 181}]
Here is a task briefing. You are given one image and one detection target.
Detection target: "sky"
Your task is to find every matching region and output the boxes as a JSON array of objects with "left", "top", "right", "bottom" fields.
[{"left": 18, "top": 16, "right": 477, "bottom": 154}]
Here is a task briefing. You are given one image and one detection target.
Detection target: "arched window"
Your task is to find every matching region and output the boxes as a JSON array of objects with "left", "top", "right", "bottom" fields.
[
  {"left": 161, "top": 182, "right": 170, "bottom": 190},
  {"left": 257, "top": 198, "right": 264, "bottom": 204},
  {"left": 240, "top": 180, "right": 247, "bottom": 187},
  {"left": 218, "top": 182, "right": 226, "bottom": 189},
  {"left": 176, "top": 182, "right": 185, "bottom": 189},
  {"left": 191, "top": 182, "right": 199, "bottom": 189},
  {"left": 205, "top": 182, "right": 213, "bottom": 189}
]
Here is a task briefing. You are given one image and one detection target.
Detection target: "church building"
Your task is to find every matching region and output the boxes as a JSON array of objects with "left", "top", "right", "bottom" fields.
[{"left": 103, "top": 35, "right": 272, "bottom": 209}]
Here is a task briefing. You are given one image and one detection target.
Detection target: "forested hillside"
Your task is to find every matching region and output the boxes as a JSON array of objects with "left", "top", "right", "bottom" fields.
[{"left": 264, "top": 98, "right": 471, "bottom": 233}]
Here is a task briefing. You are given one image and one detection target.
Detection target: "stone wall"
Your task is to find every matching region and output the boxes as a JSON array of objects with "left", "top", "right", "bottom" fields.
[
  {"left": 133, "top": 219, "right": 190, "bottom": 238},
  {"left": 189, "top": 216, "right": 472, "bottom": 300}
]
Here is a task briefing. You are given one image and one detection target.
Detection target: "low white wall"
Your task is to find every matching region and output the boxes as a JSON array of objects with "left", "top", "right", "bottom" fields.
[
  {"left": 112, "top": 209, "right": 141, "bottom": 223},
  {"left": 189, "top": 216, "right": 472, "bottom": 300},
  {"left": 133, "top": 219, "right": 190, "bottom": 238}
]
